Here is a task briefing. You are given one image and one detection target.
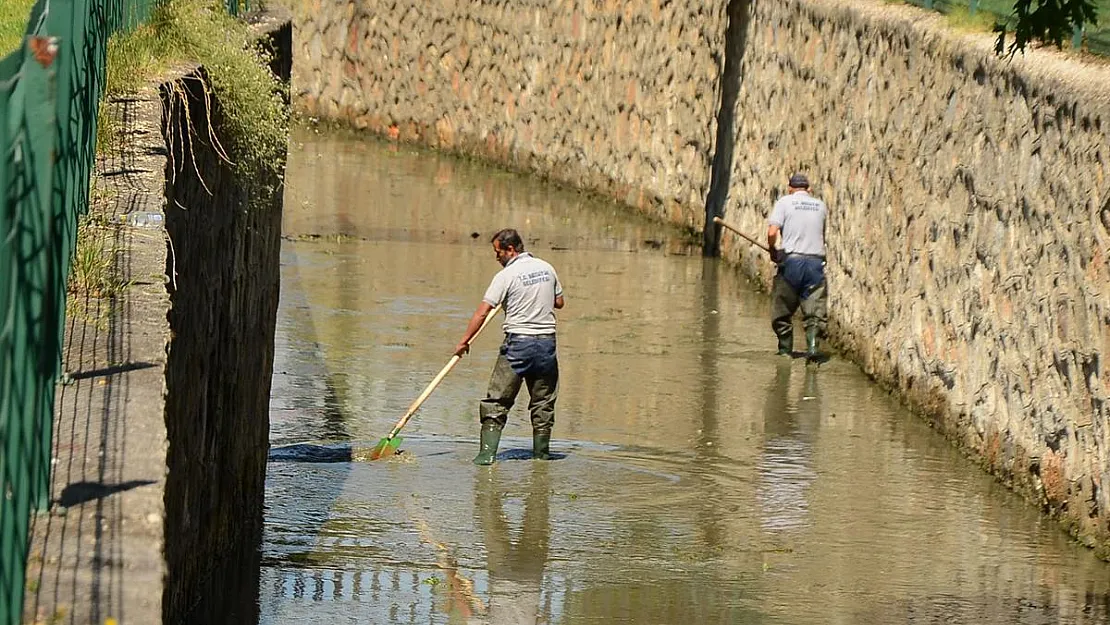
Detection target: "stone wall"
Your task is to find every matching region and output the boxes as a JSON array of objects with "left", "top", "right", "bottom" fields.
[
  {"left": 291, "top": 0, "right": 1110, "bottom": 551},
  {"left": 160, "top": 18, "right": 289, "bottom": 625},
  {"left": 295, "top": 0, "right": 729, "bottom": 229},
  {"left": 721, "top": 0, "right": 1110, "bottom": 553}
]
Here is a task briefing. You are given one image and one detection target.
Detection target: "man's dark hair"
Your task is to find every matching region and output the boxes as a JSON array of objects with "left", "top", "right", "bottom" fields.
[{"left": 490, "top": 228, "right": 524, "bottom": 251}]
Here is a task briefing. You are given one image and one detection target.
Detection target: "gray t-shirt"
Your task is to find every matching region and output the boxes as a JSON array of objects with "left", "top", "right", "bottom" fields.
[
  {"left": 483, "top": 252, "right": 563, "bottom": 335},
  {"left": 768, "top": 191, "right": 827, "bottom": 256}
]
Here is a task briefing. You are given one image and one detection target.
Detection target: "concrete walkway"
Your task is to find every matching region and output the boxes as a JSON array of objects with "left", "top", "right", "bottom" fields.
[{"left": 22, "top": 88, "right": 170, "bottom": 625}]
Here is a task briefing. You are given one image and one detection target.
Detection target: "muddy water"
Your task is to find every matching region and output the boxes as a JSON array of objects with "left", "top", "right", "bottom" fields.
[{"left": 260, "top": 125, "right": 1110, "bottom": 624}]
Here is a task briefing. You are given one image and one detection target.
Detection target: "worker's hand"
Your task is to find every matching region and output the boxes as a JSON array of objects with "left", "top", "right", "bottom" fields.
[
  {"left": 769, "top": 248, "right": 784, "bottom": 264},
  {"left": 453, "top": 342, "right": 470, "bottom": 358}
]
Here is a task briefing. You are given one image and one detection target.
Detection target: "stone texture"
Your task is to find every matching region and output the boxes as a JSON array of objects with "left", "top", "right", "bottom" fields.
[
  {"left": 290, "top": 0, "right": 1110, "bottom": 552},
  {"left": 722, "top": 0, "right": 1110, "bottom": 554},
  {"left": 292, "top": 0, "right": 728, "bottom": 229}
]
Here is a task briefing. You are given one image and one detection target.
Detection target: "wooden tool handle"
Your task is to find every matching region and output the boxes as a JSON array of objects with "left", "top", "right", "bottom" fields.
[
  {"left": 713, "top": 216, "right": 770, "bottom": 253},
  {"left": 386, "top": 304, "right": 502, "bottom": 439}
]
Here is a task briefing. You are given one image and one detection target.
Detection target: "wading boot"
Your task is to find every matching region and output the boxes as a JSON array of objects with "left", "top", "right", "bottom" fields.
[
  {"left": 533, "top": 429, "right": 552, "bottom": 460},
  {"left": 805, "top": 327, "right": 820, "bottom": 362},
  {"left": 472, "top": 422, "right": 502, "bottom": 466},
  {"left": 777, "top": 332, "right": 793, "bottom": 356}
]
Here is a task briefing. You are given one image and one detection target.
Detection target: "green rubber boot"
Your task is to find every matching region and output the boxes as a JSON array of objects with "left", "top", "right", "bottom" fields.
[
  {"left": 533, "top": 429, "right": 552, "bottom": 460},
  {"left": 776, "top": 332, "right": 793, "bottom": 356},
  {"left": 805, "top": 327, "right": 820, "bottom": 362},
  {"left": 472, "top": 422, "right": 502, "bottom": 466}
]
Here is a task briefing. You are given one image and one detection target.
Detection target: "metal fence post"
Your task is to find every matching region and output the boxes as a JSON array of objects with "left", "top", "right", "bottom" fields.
[{"left": 0, "top": 58, "right": 19, "bottom": 625}]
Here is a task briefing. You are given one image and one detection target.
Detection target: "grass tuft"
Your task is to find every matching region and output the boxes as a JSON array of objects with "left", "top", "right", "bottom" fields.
[
  {"left": 102, "top": 0, "right": 288, "bottom": 177},
  {"left": 69, "top": 214, "right": 128, "bottom": 300},
  {"left": 944, "top": 6, "right": 1001, "bottom": 33},
  {"left": 104, "top": 21, "right": 163, "bottom": 95}
]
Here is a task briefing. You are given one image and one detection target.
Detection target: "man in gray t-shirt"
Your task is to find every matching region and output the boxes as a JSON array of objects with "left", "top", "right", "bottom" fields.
[
  {"left": 454, "top": 228, "right": 565, "bottom": 465},
  {"left": 766, "top": 173, "right": 828, "bottom": 361}
]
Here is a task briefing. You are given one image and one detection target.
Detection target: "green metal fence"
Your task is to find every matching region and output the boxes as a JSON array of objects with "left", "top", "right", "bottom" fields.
[
  {"left": 0, "top": 27, "right": 60, "bottom": 625},
  {"left": 904, "top": 0, "right": 1110, "bottom": 55},
  {"left": 0, "top": 0, "right": 250, "bottom": 621},
  {"left": 0, "top": 0, "right": 154, "bottom": 618}
]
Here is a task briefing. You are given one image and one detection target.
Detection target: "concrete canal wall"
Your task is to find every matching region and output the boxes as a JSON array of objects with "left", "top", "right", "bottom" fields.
[{"left": 291, "top": 0, "right": 1110, "bottom": 553}]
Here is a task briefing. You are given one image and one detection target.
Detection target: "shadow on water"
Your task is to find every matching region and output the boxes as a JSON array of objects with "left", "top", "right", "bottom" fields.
[
  {"left": 259, "top": 232, "right": 362, "bottom": 617},
  {"left": 270, "top": 202, "right": 367, "bottom": 444},
  {"left": 267, "top": 442, "right": 353, "bottom": 463},
  {"left": 693, "top": 259, "right": 726, "bottom": 552},
  {"left": 494, "top": 448, "right": 568, "bottom": 462}
]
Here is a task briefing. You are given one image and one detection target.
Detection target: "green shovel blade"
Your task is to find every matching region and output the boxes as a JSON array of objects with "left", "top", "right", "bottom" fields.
[{"left": 368, "top": 435, "right": 403, "bottom": 460}]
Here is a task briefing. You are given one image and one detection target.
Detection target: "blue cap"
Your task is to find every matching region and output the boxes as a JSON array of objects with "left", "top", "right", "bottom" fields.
[{"left": 789, "top": 173, "right": 809, "bottom": 188}]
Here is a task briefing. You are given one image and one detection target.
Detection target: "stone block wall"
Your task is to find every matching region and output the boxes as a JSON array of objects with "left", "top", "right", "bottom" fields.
[
  {"left": 160, "top": 22, "right": 288, "bottom": 625},
  {"left": 291, "top": 0, "right": 1110, "bottom": 551},
  {"left": 721, "top": 0, "right": 1110, "bottom": 552},
  {"left": 295, "top": 0, "right": 729, "bottom": 228}
]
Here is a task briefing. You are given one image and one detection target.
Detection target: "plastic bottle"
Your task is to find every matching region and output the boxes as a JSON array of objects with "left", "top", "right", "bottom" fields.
[{"left": 120, "top": 211, "right": 164, "bottom": 228}]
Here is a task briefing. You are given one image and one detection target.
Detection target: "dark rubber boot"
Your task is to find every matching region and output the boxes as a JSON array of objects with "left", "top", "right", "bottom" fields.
[
  {"left": 533, "top": 429, "right": 552, "bottom": 460},
  {"left": 472, "top": 422, "right": 502, "bottom": 466},
  {"left": 805, "top": 327, "right": 820, "bottom": 361},
  {"left": 777, "top": 332, "right": 793, "bottom": 356}
]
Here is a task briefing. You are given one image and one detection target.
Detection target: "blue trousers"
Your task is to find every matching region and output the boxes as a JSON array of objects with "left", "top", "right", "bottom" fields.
[
  {"left": 771, "top": 256, "right": 828, "bottom": 339},
  {"left": 479, "top": 335, "right": 559, "bottom": 431}
]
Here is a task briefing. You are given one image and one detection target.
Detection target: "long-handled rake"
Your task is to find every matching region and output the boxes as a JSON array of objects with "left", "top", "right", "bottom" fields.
[
  {"left": 367, "top": 305, "right": 502, "bottom": 460},
  {"left": 713, "top": 216, "right": 770, "bottom": 252}
]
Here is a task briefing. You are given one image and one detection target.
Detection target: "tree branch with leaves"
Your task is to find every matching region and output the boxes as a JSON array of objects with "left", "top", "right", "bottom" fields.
[{"left": 994, "top": 0, "right": 1100, "bottom": 55}]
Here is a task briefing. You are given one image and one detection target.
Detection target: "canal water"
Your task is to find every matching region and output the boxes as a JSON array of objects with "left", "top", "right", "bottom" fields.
[{"left": 258, "top": 124, "right": 1110, "bottom": 624}]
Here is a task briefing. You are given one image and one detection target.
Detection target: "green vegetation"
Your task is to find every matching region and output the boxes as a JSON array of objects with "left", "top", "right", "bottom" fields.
[
  {"left": 945, "top": 4, "right": 1004, "bottom": 31},
  {"left": 104, "top": 0, "right": 288, "bottom": 177},
  {"left": 994, "top": 0, "right": 1102, "bottom": 54},
  {"left": 906, "top": 0, "right": 1109, "bottom": 54},
  {"left": 0, "top": 0, "right": 36, "bottom": 57},
  {"left": 70, "top": 215, "right": 126, "bottom": 300},
  {"left": 68, "top": 190, "right": 129, "bottom": 325}
]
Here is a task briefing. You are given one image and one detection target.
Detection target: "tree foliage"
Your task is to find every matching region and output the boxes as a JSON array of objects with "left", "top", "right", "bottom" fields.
[{"left": 994, "top": 0, "right": 1100, "bottom": 55}]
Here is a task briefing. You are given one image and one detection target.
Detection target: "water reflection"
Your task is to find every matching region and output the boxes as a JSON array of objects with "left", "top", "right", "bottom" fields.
[
  {"left": 475, "top": 465, "right": 551, "bottom": 625},
  {"left": 758, "top": 362, "right": 818, "bottom": 533},
  {"left": 270, "top": 250, "right": 353, "bottom": 444}
]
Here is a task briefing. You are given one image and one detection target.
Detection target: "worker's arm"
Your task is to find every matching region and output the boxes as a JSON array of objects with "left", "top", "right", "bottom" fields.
[
  {"left": 454, "top": 301, "right": 496, "bottom": 357},
  {"left": 554, "top": 295, "right": 565, "bottom": 309},
  {"left": 767, "top": 224, "right": 783, "bottom": 263}
]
